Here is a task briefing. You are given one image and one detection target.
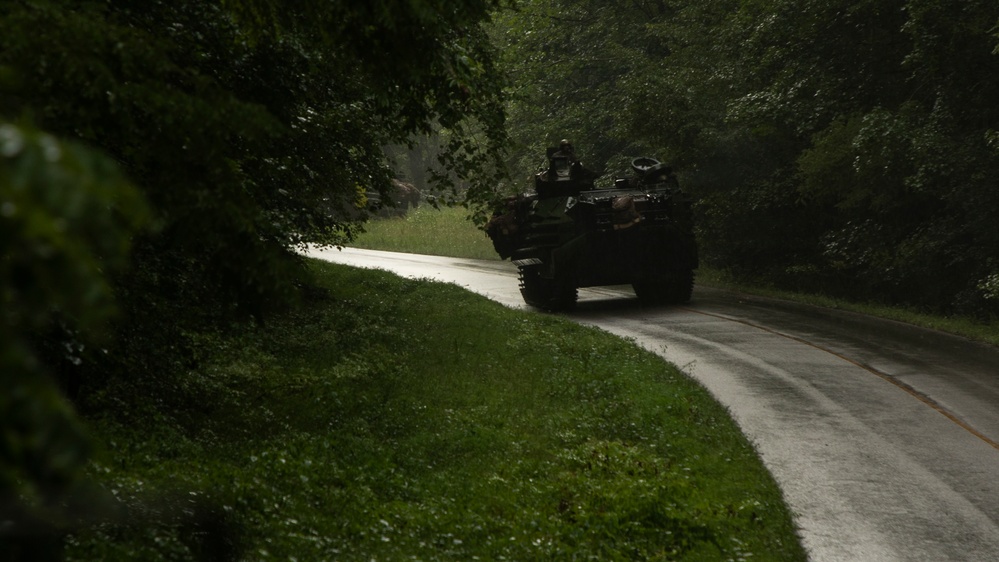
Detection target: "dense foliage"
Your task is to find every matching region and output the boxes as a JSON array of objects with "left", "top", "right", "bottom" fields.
[
  {"left": 1, "top": 0, "right": 507, "bottom": 554},
  {"left": 493, "top": 0, "right": 999, "bottom": 318},
  {"left": 1, "top": 124, "right": 149, "bottom": 560}
]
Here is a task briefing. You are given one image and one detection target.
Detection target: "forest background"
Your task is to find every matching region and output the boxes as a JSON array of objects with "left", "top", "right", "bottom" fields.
[
  {"left": 2, "top": 0, "right": 999, "bottom": 557},
  {"left": 491, "top": 0, "right": 999, "bottom": 319}
]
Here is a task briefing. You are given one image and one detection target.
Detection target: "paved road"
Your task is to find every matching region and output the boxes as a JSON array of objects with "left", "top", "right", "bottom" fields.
[{"left": 305, "top": 247, "right": 999, "bottom": 561}]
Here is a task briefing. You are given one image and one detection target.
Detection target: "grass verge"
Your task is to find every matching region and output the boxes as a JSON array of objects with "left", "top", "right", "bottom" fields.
[
  {"left": 68, "top": 259, "right": 805, "bottom": 560},
  {"left": 352, "top": 205, "right": 499, "bottom": 260},
  {"left": 696, "top": 268, "right": 999, "bottom": 347}
]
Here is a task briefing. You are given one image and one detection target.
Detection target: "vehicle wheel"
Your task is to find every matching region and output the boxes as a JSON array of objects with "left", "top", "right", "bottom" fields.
[
  {"left": 520, "top": 265, "right": 577, "bottom": 311},
  {"left": 665, "top": 269, "right": 695, "bottom": 304}
]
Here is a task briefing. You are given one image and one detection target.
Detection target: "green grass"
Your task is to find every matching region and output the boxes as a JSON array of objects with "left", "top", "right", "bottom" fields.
[
  {"left": 351, "top": 204, "right": 500, "bottom": 260},
  {"left": 696, "top": 268, "right": 999, "bottom": 347},
  {"left": 68, "top": 260, "right": 806, "bottom": 560}
]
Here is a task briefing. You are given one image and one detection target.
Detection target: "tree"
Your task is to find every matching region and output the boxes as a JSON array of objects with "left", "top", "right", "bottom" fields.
[
  {"left": 2, "top": 0, "right": 510, "bottom": 315},
  {"left": 1, "top": 0, "right": 510, "bottom": 552},
  {"left": 493, "top": 0, "right": 999, "bottom": 316},
  {"left": 733, "top": 0, "right": 999, "bottom": 312},
  {"left": 1, "top": 122, "right": 149, "bottom": 558},
  {"left": 493, "top": 0, "right": 671, "bottom": 179}
]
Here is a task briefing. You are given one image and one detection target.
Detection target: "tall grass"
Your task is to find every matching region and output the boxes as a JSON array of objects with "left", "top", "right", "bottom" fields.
[
  {"left": 352, "top": 205, "right": 500, "bottom": 260},
  {"left": 67, "top": 260, "right": 806, "bottom": 561}
]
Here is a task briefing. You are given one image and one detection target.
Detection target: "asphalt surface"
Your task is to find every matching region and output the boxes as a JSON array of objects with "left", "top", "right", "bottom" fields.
[{"left": 305, "top": 247, "right": 999, "bottom": 561}]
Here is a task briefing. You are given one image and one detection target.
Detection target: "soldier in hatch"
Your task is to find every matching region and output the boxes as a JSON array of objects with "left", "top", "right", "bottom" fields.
[
  {"left": 547, "top": 138, "right": 591, "bottom": 181},
  {"left": 556, "top": 139, "right": 577, "bottom": 161}
]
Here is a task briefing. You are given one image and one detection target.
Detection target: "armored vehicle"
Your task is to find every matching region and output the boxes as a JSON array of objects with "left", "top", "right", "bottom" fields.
[{"left": 486, "top": 143, "right": 698, "bottom": 311}]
